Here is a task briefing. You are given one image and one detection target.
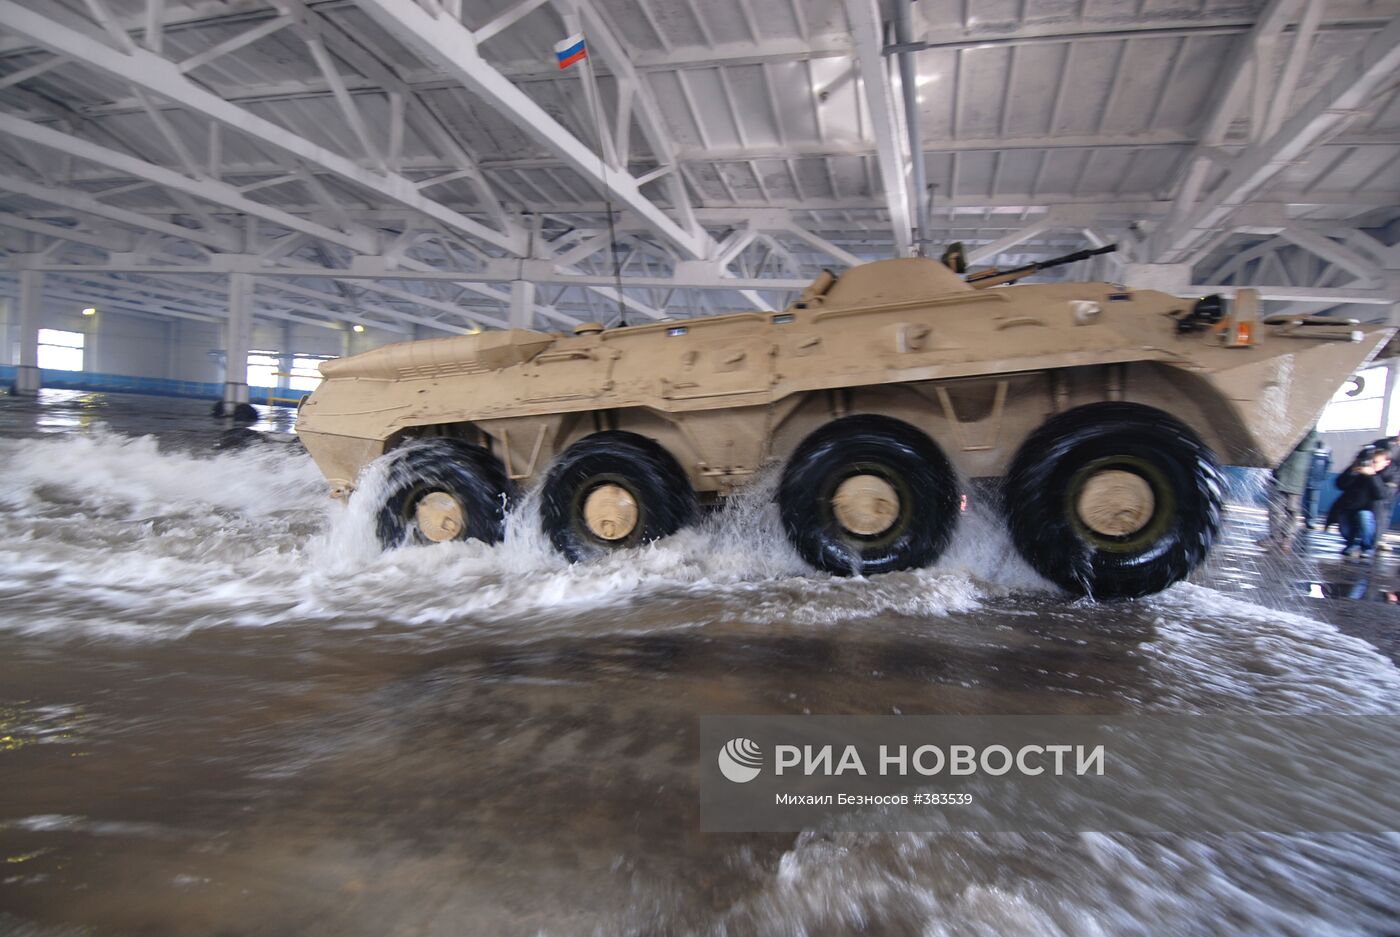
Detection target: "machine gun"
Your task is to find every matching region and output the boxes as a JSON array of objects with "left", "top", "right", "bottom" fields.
[{"left": 955, "top": 243, "right": 1118, "bottom": 289}]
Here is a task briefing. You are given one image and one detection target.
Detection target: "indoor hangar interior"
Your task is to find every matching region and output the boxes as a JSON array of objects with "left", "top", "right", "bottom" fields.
[{"left": 2, "top": 1, "right": 1400, "bottom": 936}]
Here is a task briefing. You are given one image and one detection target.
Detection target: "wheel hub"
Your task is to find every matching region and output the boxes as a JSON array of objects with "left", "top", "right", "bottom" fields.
[
  {"left": 415, "top": 490, "right": 467, "bottom": 542},
  {"left": 831, "top": 474, "right": 900, "bottom": 536},
  {"left": 1076, "top": 469, "right": 1155, "bottom": 537},
  {"left": 583, "top": 483, "right": 638, "bottom": 541}
]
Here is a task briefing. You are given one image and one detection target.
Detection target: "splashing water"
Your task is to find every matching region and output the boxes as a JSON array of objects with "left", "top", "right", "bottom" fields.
[
  {"left": 3, "top": 415, "right": 1400, "bottom": 937},
  {"left": 0, "top": 432, "right": 1030, "bottom": 640}
]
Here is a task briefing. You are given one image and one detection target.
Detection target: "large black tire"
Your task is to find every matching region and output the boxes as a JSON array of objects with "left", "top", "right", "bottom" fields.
[
  {"left": 778, "top": 414, "right": 960, "bottom": 575},
  {"left": 212, "top": 400, "right": 258, "bottom": 422},
  {"left": 374, "top": 439, "right": 513, "bottom": 549},
  {"left": 540, "top": 431, "right": 696, "bottom": 561},
  {"left": 1003, "top": 402, "right": 1222, "bottom": 598}
]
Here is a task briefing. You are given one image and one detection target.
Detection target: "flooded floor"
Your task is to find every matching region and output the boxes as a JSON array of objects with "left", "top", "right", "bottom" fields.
[{"left": 2, "top": 390, "right": 1399, "bottom": 936}]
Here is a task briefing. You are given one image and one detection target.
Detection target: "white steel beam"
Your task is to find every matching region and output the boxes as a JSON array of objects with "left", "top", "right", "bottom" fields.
[
  {"left": 476, "top": 0, "right": 552, "bottom": 43},
  {"left": 1158, "top": 0, "right": 1302, "bottom": 249},
  {"left": 1157, "top": 14, "right": 1400, "bottom": 263},
  {"left": 777, "top": 222, "right": 863, "bottom": 268},
  {"left": 343, "top": 279, "right": 509, "bottom": 330},
  {"left": 24, "top": 280, "right": 221, "bottom": 323},
  {"left": 844, "top": 0, "right": 913, "bottom": 257},
  {"left": 1336, "top": 228, "right": 1400, "bottom": 269},
  {"left": 257, "top": 279, "right": 463, "bottom": 333},
  {"left": 1184, "top": 284, "right": 1397, "bottom": 304},
  {"left": 276, "top": 0, "right": 517, "bottom": 234},
  {"left": 567, "top": 0, "right": 703, "bottom": 243},
  {"left": 391, "top": 256, "right": 576, "bottom": 326},
  {"left": 0, "top": 55, "right": 68, "bottom": 90},
  {"left": 0, "top": 113, "right": 376, "bottom": 253},
  {"left": 1262, "top": 0, "right": 1321, "bottom": 139},
  {"left": 966, "top": 219, "right": 1055, "bottom": 265},
  {"left": 0, "top": 212, "right": 131, "bottom": 251},
  {"left": 0, "top": 0, "right": 526, "bottom": 256},
  {"left": 80, "top": 0, "right": 137, "bottom": 52},
  {"left": 177, "top": 15, "right": 292, "bottom": 73},
  {"left": 17, "top": 259, "right": 816, "bottom": 291},
  {"left": 0, "top": 171, "right": 238, "bottom": 250},
  {"left": 68, "top": 272, "right": 431, "bottom": 333},
  {"left": 1206, "top": 238, "right": 1282, "bottom": 284},
  {"left": 142, "top": 0, "right": 163, "bottom": 53},
  {"left": 1277, "top": 226, "right": 1384, "bottom": 285},
  {"left": 52, "top": 273, "right": 360, "bottom": 331},
  {"left": 352, "top": 0, "right": 712, "bottom": 260},
  {"left": 302, "top": 37, "right": 386, "bottom": 171}
]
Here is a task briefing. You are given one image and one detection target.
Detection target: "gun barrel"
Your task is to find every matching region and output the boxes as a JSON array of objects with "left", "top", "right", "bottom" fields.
[
  {"left": 1042, "top": 243, "right": 1117, "bottom": 268},
  {"left": 965, "top": 243, "right": 1117, "bottom": 286}
]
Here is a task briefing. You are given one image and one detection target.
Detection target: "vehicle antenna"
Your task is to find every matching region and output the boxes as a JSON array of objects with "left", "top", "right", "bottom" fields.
[{"left": 583, "top": 44, "right": 627, "bottom": 328}]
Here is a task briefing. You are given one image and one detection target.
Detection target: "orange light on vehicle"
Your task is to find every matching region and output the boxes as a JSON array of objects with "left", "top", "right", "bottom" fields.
[{"left": 1232, "top": 321, "right": 1254, "bottom": 346}]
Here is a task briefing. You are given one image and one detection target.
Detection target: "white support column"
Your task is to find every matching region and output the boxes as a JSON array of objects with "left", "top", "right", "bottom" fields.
[
  {"left": 509, "top": 278, "right": 536, "bottom": 329},
  {"left": 222, "top": 272, "right": 253, "bottom": 413},
  {"left": 278, "top": 321, "right": 294, "bottom": 393},
  {"left": 14, "top": 268, "right": 42, "bottom": 395}
]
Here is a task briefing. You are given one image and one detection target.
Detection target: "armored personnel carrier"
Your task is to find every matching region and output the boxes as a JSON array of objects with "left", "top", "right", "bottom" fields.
[{"left": 296, "top": 248, "right": 1390, "bottom": 597}]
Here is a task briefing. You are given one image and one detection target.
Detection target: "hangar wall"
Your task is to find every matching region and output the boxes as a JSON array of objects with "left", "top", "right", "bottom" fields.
[{"left": 0, "top": 294, "right": 399, "bottom": 397}]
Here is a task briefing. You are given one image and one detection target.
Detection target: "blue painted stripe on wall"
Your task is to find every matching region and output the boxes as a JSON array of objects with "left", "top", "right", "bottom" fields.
[{"left": 0, "top": 367, "right": 309, "bottom": 407}]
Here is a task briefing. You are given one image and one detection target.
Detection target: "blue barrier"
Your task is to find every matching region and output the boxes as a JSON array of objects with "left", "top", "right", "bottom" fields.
[{"left": 0, "top": 367, "right": 310, "bottom": 407}]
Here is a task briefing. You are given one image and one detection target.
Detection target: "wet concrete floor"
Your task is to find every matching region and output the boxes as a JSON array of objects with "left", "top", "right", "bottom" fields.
[{"left": 1, "top": 390, "right": 1397, "bottom": 936}]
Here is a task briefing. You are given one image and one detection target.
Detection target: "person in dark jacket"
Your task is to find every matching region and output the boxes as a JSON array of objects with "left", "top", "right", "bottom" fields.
[
  {"left": 1366, "top": 433, "right": 1399, "bottom": 544},
  {"left": 1367, "top": 434, "right": 1400, "bottom": 472},
  {"left": 1335, "top": 448, "right": 1391, "bottom": 559},
  {"left": 1301, "top": 436, "right": 1333, "bottom": 529}
]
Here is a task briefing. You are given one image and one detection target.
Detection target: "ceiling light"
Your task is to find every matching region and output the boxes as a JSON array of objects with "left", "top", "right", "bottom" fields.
[
  {"left": 81, "top": 306, "right": 96, "bottom": 316},
  {"left": 916, "top": 73, "right": 939, "bottom": 86},
  {"left": 352, "top": 324, "right": 365, "bottom": 332}
]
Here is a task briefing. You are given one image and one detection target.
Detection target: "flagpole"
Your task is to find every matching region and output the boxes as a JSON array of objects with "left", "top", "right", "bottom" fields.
[{"left": 580, "top": 42, "right": 628, "bottom": 328}]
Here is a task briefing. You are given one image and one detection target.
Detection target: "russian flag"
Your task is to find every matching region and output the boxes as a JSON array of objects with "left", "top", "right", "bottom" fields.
[{"left": 555, "top": 32, "right": 587, "bottom": 69}]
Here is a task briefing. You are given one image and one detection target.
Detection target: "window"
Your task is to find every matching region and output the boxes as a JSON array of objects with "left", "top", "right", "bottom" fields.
[
  {"left": 288, "top": 357, "right": 324, "bottom": 392},
  {"left": 246, "top": 352, "right": 278, "bottom": 389},
  {"left": 246, "top": 352, "right": 329, "bottom": 391},
  {"left": 37, "top": 328, "right": 83, "bottom": 371},
  {"left": 1318, "top": 364, "right": 1389, "bottom": 432}
]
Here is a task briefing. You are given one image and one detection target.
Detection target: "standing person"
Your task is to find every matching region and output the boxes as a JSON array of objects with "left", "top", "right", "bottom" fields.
[
  {"left": 1302, "top": 435, "right": 1333, "bottom": 529},
  {"left": 1259, "top": 432, "right": 1314, "bottom": 553},
  {"left": 1367, "top": 433, "right": 1399, "bottom": 464},
  {"left": 1367, "top": 433, "right": 1399, "bottom": 548},
  {"left": 1335, "top": 448, "right": 1391, "bottom": 560}
]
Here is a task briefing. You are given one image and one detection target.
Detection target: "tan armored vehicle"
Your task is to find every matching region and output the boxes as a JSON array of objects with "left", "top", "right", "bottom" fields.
[{"left": 296, "top": 247, "right": 1390, "bottom": 597}]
